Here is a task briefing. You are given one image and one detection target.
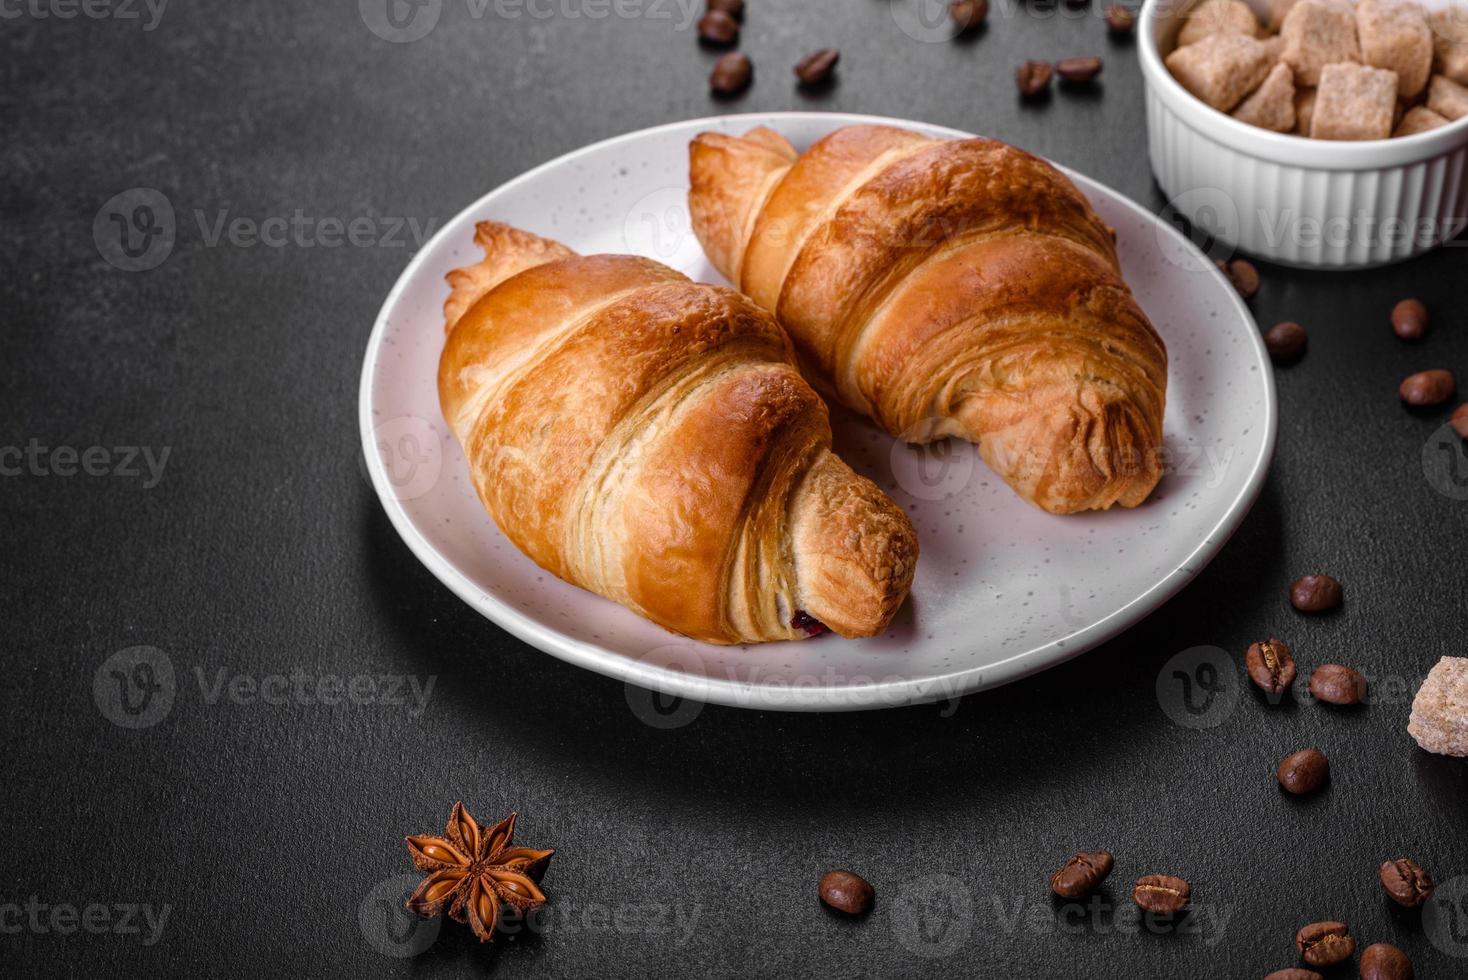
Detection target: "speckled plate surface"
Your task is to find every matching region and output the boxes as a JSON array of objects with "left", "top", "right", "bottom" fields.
[{"left": 360, "top": 112, "right": 1276, "bottom": 711}]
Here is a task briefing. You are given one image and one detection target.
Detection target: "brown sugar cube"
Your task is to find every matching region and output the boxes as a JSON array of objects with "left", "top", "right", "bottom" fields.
[
  {"left": 1294, "top": 86, "right": 1317, "bottom": 133},
  {"left": 1167, "top": 33, "right": 1274, "bottom": 111},
  {"left": 1408, "top": 656, "right": 1468, "bottom": 757},
  {"left": 1393, "top": 105, "right": 1450, "bottom": 135},
  {"left": 1281, "top": 0, "right": 1361, "bottom": 85},
  {"left": 1234, "top": 63, "right": 1298, "bottom": 130},
  {"left": 1427, "top": 73, "right": 1468, "bottom": 119},
  {"left": 1268, "top": 0, "right": 1348, "bottom": 31},
  {"left": 1178, "top": 0, "right": 1261, "bottom": 46},
  {"left": 1261, "top": 34, "right": 1285, "bottom": 65},
  {"left": 1311, "top": 62, "right": 1398, "bottom": 138},
  {"left": 1430, "top": 8, "right": 1468, "bottom": 84},
  {"left": 1356, "top": 0, "right": 1432, "bottom": 98}
]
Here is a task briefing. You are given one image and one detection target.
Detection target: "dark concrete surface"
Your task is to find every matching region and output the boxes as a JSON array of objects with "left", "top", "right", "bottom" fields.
[{"left": 3, "top": 0, "right": 1467, "bottom": 976}]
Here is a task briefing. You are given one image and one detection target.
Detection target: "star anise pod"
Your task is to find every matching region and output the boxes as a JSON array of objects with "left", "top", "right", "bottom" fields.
[{"left": 404, "top": 802, "right": 554, "bottom": 942}]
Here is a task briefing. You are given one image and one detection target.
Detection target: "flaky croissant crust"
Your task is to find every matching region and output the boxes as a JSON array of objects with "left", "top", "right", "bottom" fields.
[
  {"left": 689, "top": 124, "right": 1168, "bottom": 514},
  {"left": 437, "top": 222, "right": 917, "bottom": 644}
]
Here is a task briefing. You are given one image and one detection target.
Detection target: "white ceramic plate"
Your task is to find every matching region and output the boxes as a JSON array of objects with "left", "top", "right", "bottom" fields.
[{"left": 360, "top": 112, "right": 1276, "bottom": 711}]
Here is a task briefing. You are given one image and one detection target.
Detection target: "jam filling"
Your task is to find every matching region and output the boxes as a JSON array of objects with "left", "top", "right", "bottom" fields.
[{"left": 790, "top": 610, "right": 828, "bottom": 636}]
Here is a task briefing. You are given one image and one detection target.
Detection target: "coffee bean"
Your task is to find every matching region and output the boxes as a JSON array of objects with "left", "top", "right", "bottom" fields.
[
  {"left": 1452, "top": 404, "right": 1468, "bottom": 440},
  {"left": 706, "top": 0, "right": 744, "bottom": 22},
  {"left": 1276, "top": 748, "right": 1329, "bottom": 795},
  {"left": 1360, "top": 942, "right": 1413, "bottom": 980},
  {"left": 1290, "top": 574, "right": 1342, "bottom": 612},
  {"left": 818, "top": 869, "right": 874, "bottom": 915},
  {"left": 1132, "top": 874, "right": 1189, "bottom": 914},
  {"left": 1246, "top": 638, "right": 1297, "bottom": 696},
  {"left": 1390, "top": 298, "right": 1427, "bottom": 340},
  {"left": 1104, "top": 4, "right": 1136, "bottom": 34},
  {"left": 697, "top": 9, "right": 739, "bottom": 45},
  {"left": 949, "top": 0, "right": 988, "bottom": 31},
  {"left": 1379, "top": 858, "right": 1435, "bottom": 908},
  {"left": 1308, "top": 663, "right": 1366, "bottom": 706},
  {"left": 1263, "top": 321, "right": 1307, "bottom": 364},
  {"left": 1263, "top": 971, "right": 1322, "bottom": 980},
  {"left": 1400, "top": 369, "right": 1456, "bottom": 407},
  {"left": 1056, "top": 56, "right": 1103, "bottom": 83},
  {"left": 1016, "top": 60, "right": 1053, "bottom": 96},
  {"left": 1295, "top": 921, "right": 1355, "bottom": 968},
  {"left": 709, "top": 52, "right": 752, "bottom": 95},
  {"left": 1050, "top": 850, "right": 1114, "bottom": 898},
  {"left": 794, "top": 48, "right": 839, "bottom": 85},
  {"left": 1219, "top": 258, "right": 1260, "bottom": 300}
]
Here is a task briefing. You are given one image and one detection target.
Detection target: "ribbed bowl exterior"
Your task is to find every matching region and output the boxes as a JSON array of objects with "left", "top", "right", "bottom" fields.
[
  {"left": 1146, "top": 88, "right": 1468, "bottom": 268},
  {"left": 1140, "top": 0, "right": 1468, "bottom": 269}
]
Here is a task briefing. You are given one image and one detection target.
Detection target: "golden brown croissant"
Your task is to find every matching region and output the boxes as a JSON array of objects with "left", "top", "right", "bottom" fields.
[
  {"left": 437, "top": 222, "right": 917, "bottom": 644},
  {"left": 688, "top": 124, "right": 1168, "bottom": 514}
]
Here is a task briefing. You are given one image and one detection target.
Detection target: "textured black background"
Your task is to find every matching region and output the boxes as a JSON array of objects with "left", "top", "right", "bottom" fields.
[{"left": 3, "top": 0, "right": 1467, "bottom": 976}]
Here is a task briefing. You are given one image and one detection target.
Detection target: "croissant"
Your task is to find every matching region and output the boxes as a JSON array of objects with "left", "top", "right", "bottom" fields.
[
  {"left": 688, "top": 124, "right": 1168, "bottom": 514},
  {"left": 437, "top": 222, "right": 918, "bottom": 645}
]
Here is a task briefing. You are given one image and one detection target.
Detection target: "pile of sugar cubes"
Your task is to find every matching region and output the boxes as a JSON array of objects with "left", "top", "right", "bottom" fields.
[{"left": 1165, "top": 0, "right": 1468, "bottom": 139}]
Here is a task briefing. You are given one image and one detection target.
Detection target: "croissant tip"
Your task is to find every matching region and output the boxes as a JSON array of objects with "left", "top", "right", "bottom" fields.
[{"left": 789, "top": 454, "right": 918, "bottom": 640}]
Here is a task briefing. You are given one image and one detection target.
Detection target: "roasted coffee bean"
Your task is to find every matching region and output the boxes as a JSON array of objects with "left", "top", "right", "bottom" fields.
[
  {"left": 709, "top": 52, "right": 753, "bottom": 95},
  {"left": 1400, "top": 369, "right": 1456, "bottom": 407},
  {"left": 1218, "top": 258, "right": 1259, "bottom": 299},
  {"left": 794, "top": 48, "right": 839, "bottom": 85},
  {"left": 1379, "top": 858, "right": 1435, "bottom": 908},
  {"left": 1132, "top": 874, "right": 1190, "bottom": 914},
  {"left": 1297, "top": 921, "right": 1350, "bottom": 968},
  {"left": 1056, "top": 56, "right": 1103, "bottom": 83},
  {"left": 697, "top": 9, "right": 739, "bottom": 45},
  {"left": 1263, "top": 321, "right": 1307, "bottom": 364},
  {"left": 1050, "top": 850, "right": 1114, "bottom": 898},
  {"left": 949, "top": 0, "right": 988, "bottom": 31},
  {"left": 1104, "top": 4, "right": 1136, "bottom": 34},
  {"left": 1390, "top": 298, "right": 1427, "bottom": 340},
  {"left": 1295, "top": 921, "right": 1355, "bottom": 968},
  {"left": 1452, "top": 404, "right": 1468, "bottom": 440},
  {"left": 1263, "top": 971, "right": 1322, "bottom": 980},
  {"left": 1360, "top": 942, "right": 1413, "bottom": 980},
  {"left": 1016, "top": 60, "right": 1053, "bottom": 96},
  {"left": 1290, "top": 574, "right": 1342, "bottom": 612},
  {"left": 706, "top": 0, "right": 744, "bottom": 21},
  {"left": 1246, "top": 638, "right": 1297, "bottom": 696},
  {"left": 1309, "top": 663, "right": 1367, "bottom": 705},
  {"left": 1276, "top": 748, "right": 1329, "bottom": 795},
  {"left": 818, "top": 870, "right": 874, "bottom": 915}
]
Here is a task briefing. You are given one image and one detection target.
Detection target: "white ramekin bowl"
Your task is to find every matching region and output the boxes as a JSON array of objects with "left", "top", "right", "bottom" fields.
[{"left": 1139, "top": 0, "right": 1468, "bottom": 268}]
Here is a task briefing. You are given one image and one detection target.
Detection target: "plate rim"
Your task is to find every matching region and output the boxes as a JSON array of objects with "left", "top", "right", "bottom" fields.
[{"left": 359, "top": 110, "right": 1278, "bottom": 712}]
